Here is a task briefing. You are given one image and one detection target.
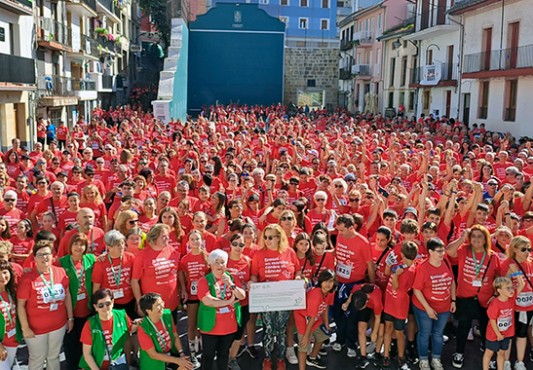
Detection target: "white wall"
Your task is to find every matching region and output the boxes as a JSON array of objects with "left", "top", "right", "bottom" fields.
[{"left": 0, "top": 12, "right": 33, "bottom": 57}]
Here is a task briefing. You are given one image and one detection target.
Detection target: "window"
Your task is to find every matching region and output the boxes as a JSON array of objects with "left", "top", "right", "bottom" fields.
[
  {"left": 280, "top": 0, "right": 288, "bottom": 5},
  {"left": 299, "top": 18, "right": 308, "bottom": 29},
  {"left": 307, "top": 79, "right": 316, "bottom": 87},
  {"left": 409, "top": 91, "right": 415, "bottom": 110},
  {"left": 322, "top": 0, "right": 329, "bottom": 7},
  {"left": 478, "top": 80, "right": 490, "bottom": 119},
  {"left": 399, "top": 92, "right": 405, "bottom": 106},
  {"left": 503, "top": 79, "right": 517, "bottom": 121},
  {"left": 423, "top": 91, "right": 431, "bottom": 110},
  {"left": 389, "top": 58, "right": 396, "bottom": 87},
  {"left": 300, "top": 0, "right": 308, "bottom": 7},
  {"left": 320, "top": 19, "right": 329, "bottom": 30},
  {"left": 400, "top": 56, "right": 407, "bottom": 87},
  {"left": 388, "top": 92, "right": 394, "bottom": 108}
]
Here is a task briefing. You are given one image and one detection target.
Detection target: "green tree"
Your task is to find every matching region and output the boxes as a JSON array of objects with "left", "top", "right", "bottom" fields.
[{"left": 139, "top": 0, "right": 170, "bottom": 48}]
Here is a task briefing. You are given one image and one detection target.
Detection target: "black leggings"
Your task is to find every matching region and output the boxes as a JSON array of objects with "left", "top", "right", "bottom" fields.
[
  {"left": 455, "top": 297, "right": 488, "bottom": 354},
  {"left": 63, "top": 316, "right": 88, "bottom": 370},
  {"left": 201, "top": 332, "right": 235, "bottom": 370}
]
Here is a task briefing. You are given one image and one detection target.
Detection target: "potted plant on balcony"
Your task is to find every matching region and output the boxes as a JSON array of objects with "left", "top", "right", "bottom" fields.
[{"left": 95, "top": 27, "right": 108, "bottom": 37}]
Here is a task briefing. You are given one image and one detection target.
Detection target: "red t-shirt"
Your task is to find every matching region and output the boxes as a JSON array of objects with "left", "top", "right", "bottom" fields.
[
  {"left": 92, "top": 252, "right": 135, "bottom": 305},
  {"left": 10, "top": 236, "right": 34, "bottom": 264},
  {"left": 0, "top": 291, "right": 18, "bottom": 347},
  {"left": 226, "top": 256, "right": 251, "bottom": 306},
  {"left": 335, "top": 233, "right": 372, "bottom": 284},
  {"left": 251, "top": 248, "right": 300, "bottom": 282},
  {"left": 197, "top": 276, "right": 238, "bottom": 335},
  {"left": 412, "top": 259, "right": 454, "bottom": 313},
  {"left": 486, "top": 297, "right": 515, "bottom": 341},
  {"left": 138, "top": 318, "right": 176, "bottom": 353},
  {"left": 384, "top": 264, "right": 416, "bottom": 320},
  {"left": 311, "top": 251, "right": 336, "bottom": 281},
  {"left": 294, "top": 287, "right": 334, "bottom": 334},
  {"left": 500, "top": 258, "right": 533, "bottom": 311},
  {"left": 132, "top": 246, "right": 180, "bottom": 311},
  {"left": 58, "top": 228, "right": 106, "bottom": 257},
  {"left": 456, "top": 246, "right": 500, "bottom": 306},
  {"left": 80, "top": 314, "right": 132, "bottom": 370},
  {"left": 68, "top": 258, "right": 91, "bottom": 318},
  {"left": 178, "top": 252, "right": 208, "bottom": 301},
  {"left": 350, "top": 284, "right": 383, "bottom": 316},
  {"left": 17, "top": 266, "right": 70, "bottom": 334}
]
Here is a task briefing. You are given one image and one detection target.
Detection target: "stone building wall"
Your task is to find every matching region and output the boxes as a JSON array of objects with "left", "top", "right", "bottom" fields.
[{"left": 284, "top": 47, "right": 339, "bottom": 109}]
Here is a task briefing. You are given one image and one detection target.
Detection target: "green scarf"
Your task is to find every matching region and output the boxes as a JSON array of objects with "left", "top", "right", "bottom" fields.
[
  {"left": 139, "top": 309, "right": 177, "bottom": 370},
  {"left": 60, "top": 254, "right": 96, "bottom": 311},
  {"left": 79, "top": 309, "right": 129, "bottom": 369},
  {"left": 198, "top": 272, "right": 241, "bottom": 332}
]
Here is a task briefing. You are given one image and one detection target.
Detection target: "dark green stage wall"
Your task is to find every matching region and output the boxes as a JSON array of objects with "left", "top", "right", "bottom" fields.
[{"left": 188, "top": 4, "right": 285, "bottom": 112}]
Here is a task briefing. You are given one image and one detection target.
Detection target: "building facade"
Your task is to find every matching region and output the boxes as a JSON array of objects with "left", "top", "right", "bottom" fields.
[
  {"left": 450, "top": 0, "right": 533, "bottom": 138},
  {"left": 0, "top": 0, "right": 35, "bottom": 149}
]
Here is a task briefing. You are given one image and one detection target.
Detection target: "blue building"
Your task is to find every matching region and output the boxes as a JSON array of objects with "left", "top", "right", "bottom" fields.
[{"left": 187, "top": 4, "right": 285, "bottom": 112}]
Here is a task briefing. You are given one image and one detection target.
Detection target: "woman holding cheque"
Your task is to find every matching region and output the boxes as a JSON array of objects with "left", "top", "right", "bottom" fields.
[{"left": 251, "top": 224, "right": 301, "bottom": 370}]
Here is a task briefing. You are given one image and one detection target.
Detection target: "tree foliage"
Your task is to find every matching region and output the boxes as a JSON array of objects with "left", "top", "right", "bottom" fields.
[{"left": 139, "top": 0, "right": 170, "bottom": 48}]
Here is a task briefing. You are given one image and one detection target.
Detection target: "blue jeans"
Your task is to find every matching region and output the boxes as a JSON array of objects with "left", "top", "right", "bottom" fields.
[{"left": 413, "top": 305, "right": 451, "bottom": 360}]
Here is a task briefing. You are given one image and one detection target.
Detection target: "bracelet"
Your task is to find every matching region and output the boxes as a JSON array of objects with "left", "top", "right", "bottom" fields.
[
  {"left": 229, "top": 285, "right": 237, "bottom": 291},
  {"left": 451, "top": 299, "right": 456, "bottom": 302},
  {"left": 68, "top": 317, "right": 74, "bottom": 321},
  {"left": 510, "top": 271, "right": 523, "bottom": 277}
]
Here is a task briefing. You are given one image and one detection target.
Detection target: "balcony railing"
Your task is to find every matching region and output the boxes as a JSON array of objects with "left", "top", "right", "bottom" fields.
[
  {"left": 80, "top": 34, "right": 100, "bottom": 55},
  {"left": 102, "top": 75, "right": 114, "bottom": 89},
  {"left": 38, "top": 18, "right": 71, "bottom": 47},
  {"left": 38, "top": 75, "right": 95, "bottom": 96},
  {"left": 352, "top": 64, "right": 371, "bottom": 76},
  {"left": 339, "top": 68, "right": 352, "bottom": 80},
  {"left": 97, "top": 35, "right": 116, "bottom": 53},
  {"left": 98, "top": 0, "right": 121, "bottom": 17},
  {"left": 0, "top": 54, "right": 35, "bottom": 84},
  {"left": 464, "top": 44, "right": 533, "bottom": 73},
  {"left": 353, "top": 30, "right": 372, "bottom": 45},
  {"left": 340, "top": 39, "right": 353, "bottom": 51},
  {"left": 410, "top": 63, "right": 458, "bottom": 84}
]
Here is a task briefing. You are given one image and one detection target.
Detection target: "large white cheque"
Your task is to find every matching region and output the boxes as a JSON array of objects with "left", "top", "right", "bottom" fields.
[{"left": 249, "top": 280, "right": 306, "bottom": 313}]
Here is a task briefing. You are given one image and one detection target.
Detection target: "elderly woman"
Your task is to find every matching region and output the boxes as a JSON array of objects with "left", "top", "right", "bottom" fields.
[
  {"left": 446, "top": 225, "right": 500, "bottom": 368},
  {"left": 307, "top": 191, "right": 333, "bottom": 230},
  {"left": 17, "top": 239, "right": 74, "bottom": 370},
  {"left": 198, "top": 249, "right": 246, "bottom": 370},
  {"left": 251, "top": 224, "right": 301, "bottom": 369},
  {"left": 137, "top": 293, "right": 194, "bottom": 370},
  {"left": 132, "top": 224, "right": 181, "bottom": 315},
  {"left": 79, "top": 288, "right": 136, "bottom": 370},
  {"left": 59, "top": 233, "right": 96, "bottom": 370}
]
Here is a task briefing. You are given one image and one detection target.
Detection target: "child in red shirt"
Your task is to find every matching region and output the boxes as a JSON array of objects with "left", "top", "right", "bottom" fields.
[{"left": 483, "top": 275, "right": 524, "bottom": 370}]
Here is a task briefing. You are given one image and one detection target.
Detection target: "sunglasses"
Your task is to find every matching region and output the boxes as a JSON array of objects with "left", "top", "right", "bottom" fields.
[
  {"left": 315, "top": 199, "right": 326, "bottom": 202},
  {"left": 280, "top": 216, "right": 294, "bottom": 221},
  {"left": 349, "top": 198, "right": 360, "bottom": 202},
  {"left": 4, "top": 199, "right": 15, "bottom": 202},
  {"left": 264, "top": 235, "right": 279, "bottom": 240},
  {"left": 334, "top": 184, "right": 344, "bottom": 188},
  {"left": 96, "top": 301, "right": 113, "bottom": 309},
  {"left": 231, "top": 242, "right": 245, "bottom": 248},
  {"left": 128, "top": 219, "right": 139, "bottom": 225},
  {"left": 519, "top": 247, "right": 532, "bottom": 253}
]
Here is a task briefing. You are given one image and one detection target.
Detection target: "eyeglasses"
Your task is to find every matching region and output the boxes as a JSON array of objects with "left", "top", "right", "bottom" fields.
[
  {"left": 73, "top": 171, "right": 81, "bottom": 174},
  {"left": 280, "top": 216, "right": 294, "bottom": 221},
  {"left": 315, "top": 199, "right": 326, "bottom": 202},
  {"left": 432, "top": 249, "right": 446, "bottom": 254},
  {"left": 96, "top": 301, "right": 113, "bottom": 309},
  {"left": 4, "top": 199, "right": 15, "bottom": 202},
  {"left": 487, "top": 183, "right": 497, "bottom": 186},
  {"left": 35, "top": 252, "right": 52, "bottom": 259},
  {"left": 37, "top": 181, "right": 46, "bottom": 185},
  {"left": 264, "top": 235, "right": 279, "bottom": 240},
  {"left": 519, "top": 247, "right": 532, "bottom": 253},
  {"left": 334, "top": 184, "right": 344, "bottom": 188},
  {"left": 349, "top": 198, "right": 360, "bottom": 202},
  {"left": 231, "top": 242, "right": 245, "bottom": 248},
  {"left": 128, "top": 219, "right": 139, "bottom": 225},
  {"left": 86, "top": 173, "right": 94, "bottom": 177},
  {"left": 105, "top": 148, "right": 112, "bottom": 151},
  {"left": 289, "top": 182, "right": 299, "bottom": 185}
]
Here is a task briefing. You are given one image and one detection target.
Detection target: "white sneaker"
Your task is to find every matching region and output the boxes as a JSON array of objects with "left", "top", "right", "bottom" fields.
[
  {"left": 419, "top": 359, "right": 430, "bottom": 370},
  {"left": 286, "top": 346, "right": 298, "bottom": 365},
  {"left": 443, "top": 335, "right": 449, "bottom": 343},
  {"left": 431, "top": 358, "right": 444, "bottom": 370},
  {"left": 332, "top": 343, "right": 342, "bottom": 352},
  {"left": 504, "top": 361, "right": 511, "bottom": 370},
  {"left": 514, "top": 361, "right": 526, "bottom": 370},
  {"left": 467, "top": 328, "right": 474, "bottom": 341},
  {"left": 347, "top": 348, "right": 357, "bottom": 358}
]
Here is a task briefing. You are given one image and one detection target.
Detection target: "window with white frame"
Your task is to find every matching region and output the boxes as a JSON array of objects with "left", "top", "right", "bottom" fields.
[
  {"left": 320, "top": 19, "right": 329, "bottom": 30},
  {"left": 300, "top": 0, "right": 308, "bottom": 7},
  {"left": 280, "top": 0, "right": 288, "bottom": 5},
  {"left": 321, "top": 0, "right": 329, "bottom": 8},
  {"left": 299, "top": 17, "right": 308, "bottom": 29}
]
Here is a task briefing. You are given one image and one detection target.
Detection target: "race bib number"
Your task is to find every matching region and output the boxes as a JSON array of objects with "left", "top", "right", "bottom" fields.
[
  {"left": 41, "top": 284, "right": 66, "bottom": 304},
  {"left": 516, "top": 291, "right": 533, "bottom": 307},
  {"left": 190, "top": 281, "right": 198, "bottom": 296},
  {"left": 7, "top": 328, "right": 15, "bottom": 338},
  {"left": 336, "top": 262, "right": 352, "bottom": 280},
  {"left": 497, "top": 317, "right": 512, "bottom": 331},
  {"left": 113, "top": 289, "right": 124, "bottom": 299},
  {"left": 472, "top": 279, "right": 482, "bottom": 287}
]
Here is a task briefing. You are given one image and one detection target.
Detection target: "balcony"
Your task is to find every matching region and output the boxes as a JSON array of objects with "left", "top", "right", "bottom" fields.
[
  {"left": 340, "top": 39, "right": 353, "bottom": 51},
  {"left": 102, "top": 75, "right": 114, "bottom": 89},
  {"left": 463, "top": 45, "right": 533, "bottom": 78},
  {"left": 37, "top": 18, "right": 72, "bottom": 52},
  {"left": 339, "top": 68, "right": 352, "bottom": 80},
  {"left": 81, "top": 34, "right": 101, "bottom": 56},
  {"left": 410, "top": 63, "right": 458, "bottom": 87},
  {"left": 97, "top": 35, "right": 117, "bottom": 54},
  {"left": 0, "top": 0, "right": 33, "bottom": 15},
  {"left": 353, "top": 30, "right": 373, "bottom": 47},
  {"left": 0, "top": 54, "right": 35, "bottom": 85},
  {"left": 352, "top": 64, "right": 371, "bottom": 77},
  {"left": 64, "top": 0, "right": 97, "bottom": 17},
  {"left": 38, "top": 75, "right": 96, "bottom": 96},
  {"left": 89, "top": 72, "right": 115, "bottom": 92},
  {"left": 97, "top": 0, "right": 121, "bottom": 22}
]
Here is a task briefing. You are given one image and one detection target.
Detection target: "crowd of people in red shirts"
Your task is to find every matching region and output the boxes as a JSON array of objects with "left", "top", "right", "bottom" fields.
[{"left": 0, "top": 104, "right": 532, "bottom": 370}]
